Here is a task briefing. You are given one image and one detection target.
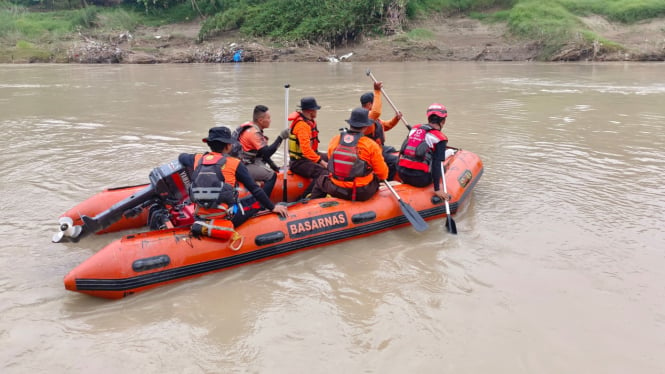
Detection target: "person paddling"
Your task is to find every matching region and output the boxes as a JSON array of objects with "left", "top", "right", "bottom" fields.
[
  {"left": 360, "top": 81, "right": 402, "bottom": 180},
  {"left": 397, "top": 103, "right": 451, "bottom": 202}
]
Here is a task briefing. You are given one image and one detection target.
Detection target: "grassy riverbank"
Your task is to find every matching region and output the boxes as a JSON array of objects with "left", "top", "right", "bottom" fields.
[{"left": 1, "top": 0, "right": 664, "bottom": 63}]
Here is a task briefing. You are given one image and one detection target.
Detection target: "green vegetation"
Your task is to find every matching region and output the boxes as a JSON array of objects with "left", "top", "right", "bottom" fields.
[
  {"left": 557, "top": 0, "right": 665, "bottom": 23},
  {"left": 1, "top": 0, "right": 663, "bottom": 62},
  {"left": 499, "top": 0, "right": 662, "bottom": 57},
  {"left": 506, "top": 0, "right": 583, "bottom": 55},
  {"left": 406, "top": 28, "right": 435, "bottom": 40},
  {"left": 201, "top": 0, "right": 394, "bottom": 45},
  {"left": 406, "top": 0, "right": 515, "bottom": 17}
]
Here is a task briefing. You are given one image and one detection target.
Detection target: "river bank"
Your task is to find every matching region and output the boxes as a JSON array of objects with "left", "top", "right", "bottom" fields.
[{"left": 5, "top": 14, "right": 665, "bottom": 63}]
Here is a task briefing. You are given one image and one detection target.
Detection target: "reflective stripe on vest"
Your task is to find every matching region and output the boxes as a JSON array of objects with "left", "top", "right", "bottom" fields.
[
  {"left": 330, "top": 131, "right": 370, "bottom": 182},
  {"left": 192, "top": 153, "right": 241, "bottom": 218},
  {"left": 288, "top": 111, "right": 320, "bottom": 160},
  {"left": 398, "top": 124, "right": 433, "bottom": 172}
]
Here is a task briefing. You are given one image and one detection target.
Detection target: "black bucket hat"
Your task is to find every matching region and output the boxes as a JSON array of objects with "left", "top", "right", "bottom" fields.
[
  {"left": 345, "top": 108, "right": 372, "bottom": 128},
  {"left": 202, "top": 126, "right": 237, "bottom": 144},
  {"left": 298, "top": 96, "right": 321, "bottom": 110}
]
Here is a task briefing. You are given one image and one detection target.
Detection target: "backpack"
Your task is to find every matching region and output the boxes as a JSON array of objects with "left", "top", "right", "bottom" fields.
[{"left": 189, "top": 154, "right": 238, "bottom": 209}]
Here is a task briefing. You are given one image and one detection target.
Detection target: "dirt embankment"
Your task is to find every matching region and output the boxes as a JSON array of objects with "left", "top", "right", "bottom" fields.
[{"left": 56, "top": 15, "right": 665, "bottom": 63}]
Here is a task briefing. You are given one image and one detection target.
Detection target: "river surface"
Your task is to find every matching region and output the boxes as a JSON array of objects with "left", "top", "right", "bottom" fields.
[{"left": 1, "top": 62, "right": 664, "bottom": 373}]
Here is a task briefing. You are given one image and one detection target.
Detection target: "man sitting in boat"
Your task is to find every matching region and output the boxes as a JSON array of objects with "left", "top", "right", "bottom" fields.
[
  {"left": 287, "top": 97, "right": 329, "bottom": 198},
  {"left": 231, "top": 105, "right": 290, "bottom": 198},
  {"left": 310, "top": 108, "right": 389, "bottom": 201},
  {"left": 178, "top": 126, "right": 288, "bottom": 238},
  {"left": 397, "top": 103, "right": 452, "bottom": 202},
  {"left": 360, "top": 81, "right": 402, "bottom": 181}
]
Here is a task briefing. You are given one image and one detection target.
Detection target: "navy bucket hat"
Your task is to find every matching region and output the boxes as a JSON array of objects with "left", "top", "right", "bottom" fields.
[
  {"left": 345, "top": 108, "right": 372, "bottom": 128},
  {"left": 298, "top": 97, "right": 321, "bottom": 110},
  {"left": 202, "top": 126, "right": 237, "bottom": 144}
]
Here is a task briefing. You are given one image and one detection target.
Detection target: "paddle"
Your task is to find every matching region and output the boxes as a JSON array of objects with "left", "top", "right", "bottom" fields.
[
  {"left": 383, "top": 180, "right": 429, "bottom": 232},
  {"left": 365, "top": 68, "right": 411, "bottom": 130},
  {"left": 440, "top": 161, "right": 457, "bottom": 234},
  {"left": 283, "top": 83, "right": 290, "bottom": 202}
]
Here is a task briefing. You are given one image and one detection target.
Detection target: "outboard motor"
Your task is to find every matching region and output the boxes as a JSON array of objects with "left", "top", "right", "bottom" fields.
[{"left": 53, "top": 160, "right": 191, "bottom": 243}]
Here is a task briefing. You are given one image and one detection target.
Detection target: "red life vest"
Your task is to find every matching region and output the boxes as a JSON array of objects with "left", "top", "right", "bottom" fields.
[
  {"left": 288, "top": 111, "right": 320, "bottom": 159},
  {"left": 329, "top": 130, "right": 371, "bottom": 182},
  {"left": 398, "top": 124, "right": 447, "bottom": 172}
]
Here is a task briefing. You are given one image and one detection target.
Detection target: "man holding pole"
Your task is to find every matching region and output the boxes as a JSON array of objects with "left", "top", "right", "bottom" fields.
[
  {"left": 360, "top": 81, "right": 402, "bottom": 180},
  {"left": 233, "top": 105, "right": 289, "bottom": 199}
]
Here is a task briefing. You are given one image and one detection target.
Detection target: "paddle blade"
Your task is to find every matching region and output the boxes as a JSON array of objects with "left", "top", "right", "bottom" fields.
[
  {"left": 445, "top": 215, "right": 457, "bottom": 234},
  {"left": 399, "top": 200, "right": 429, "bottom": 232}
]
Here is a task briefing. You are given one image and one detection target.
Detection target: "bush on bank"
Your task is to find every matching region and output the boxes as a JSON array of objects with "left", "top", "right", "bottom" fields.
[{"left": 1, "top": 0, "right": 663, "bottom": 62}]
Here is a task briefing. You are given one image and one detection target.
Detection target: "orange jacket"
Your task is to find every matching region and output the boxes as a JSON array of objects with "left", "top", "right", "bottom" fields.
[
  {"left": 327, "top": 132, "right": 388, "bottom": 188},
  {"left": 289, "top": 112, "right": 321, "bottom": 163},
  {"left": 367, "top": 88, "right": 400, "bottom": 145}
]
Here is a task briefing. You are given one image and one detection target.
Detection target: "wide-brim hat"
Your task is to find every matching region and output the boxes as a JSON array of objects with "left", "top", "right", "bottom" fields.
[
  {"left": 202, "top": 126, "right": 237, "bottom": 144},
  {"left": 345, "top": 107, "right": 372, "bottom": 128},
  {"left": 298, "top": 96, "right": 321, "bottom": 110}
]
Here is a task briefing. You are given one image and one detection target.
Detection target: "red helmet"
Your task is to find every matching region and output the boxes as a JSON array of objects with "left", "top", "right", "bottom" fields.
[{"left": 426, "top": 103, "right": 447, "bottom": 118}]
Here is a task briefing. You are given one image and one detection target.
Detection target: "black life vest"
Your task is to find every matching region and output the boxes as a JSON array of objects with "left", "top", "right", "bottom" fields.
[
  {"left": 329, "top": 130, "right": 371, "bottom": 182},
  {"left": 368, "top": 119, "right": 386, "bottom": 146},
  {"left": 189, "top": 153, "right": 238, "bottom": 209}
]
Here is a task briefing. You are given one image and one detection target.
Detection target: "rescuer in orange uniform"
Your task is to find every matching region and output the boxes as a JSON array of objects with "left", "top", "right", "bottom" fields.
[
  {"left": 360, "top": 81, "right": 403, "bottom": 180},
  {"left": 287, "top": 96, "right": 329, "bottom": 198},
  {"left": 179, "top": 127, "right": 288, "bottom": 238},
  {"left": 310, "top": 108, "right": 389, "bottom": 201}
]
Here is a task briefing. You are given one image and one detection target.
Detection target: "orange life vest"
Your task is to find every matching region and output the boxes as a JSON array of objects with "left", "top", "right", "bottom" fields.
[{"left": 288, "top": 111, "right": 320, "bottom": 159}]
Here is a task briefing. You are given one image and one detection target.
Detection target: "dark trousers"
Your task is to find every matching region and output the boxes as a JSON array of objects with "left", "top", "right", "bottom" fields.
[
  {"left": 290, "top": 154, "right": 329, "bottom": 198},
  {"left": 261, "top": 173, "right": 277, "bottom": 198},
  {"left": 397, "top": 166, "right": 431, "bottom": 187},
  {"left": 310, "top": 175, "right": 380, "bottom": 201},
  {"left": 383, "top": 146, "right": 398, "bottom": 181},
  {"left": 229, "top": 196, "right": 263, "bottom": 228}
]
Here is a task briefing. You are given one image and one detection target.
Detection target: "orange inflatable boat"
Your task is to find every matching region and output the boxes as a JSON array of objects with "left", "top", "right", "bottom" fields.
[{"left": 56, "top": 149, "right": 483, "bottom": 299}]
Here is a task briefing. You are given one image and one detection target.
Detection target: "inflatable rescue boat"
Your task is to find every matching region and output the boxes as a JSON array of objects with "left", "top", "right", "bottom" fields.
[{"left": 55, "top": 148, "right": 483, "bottom": 299}]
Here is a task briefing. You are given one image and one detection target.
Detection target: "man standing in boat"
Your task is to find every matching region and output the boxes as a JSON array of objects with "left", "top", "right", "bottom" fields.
[
  {"left": 360, "top": 81, "right": 402, "bottom": 181},
  {"left": 232, "top": 105, "right": 290, "bottom": 198},
  {"left": 310, "top": 108, "right": 389, "bottom": 201},
  {"left": 287, "top": 97, "right": 329, "bottom": 198},
  {"left": 397, "top": 103, "right": 451, "bottom": 202},
  {"left": 179, "top": 126, "right": 288, "bottom": 238}
]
